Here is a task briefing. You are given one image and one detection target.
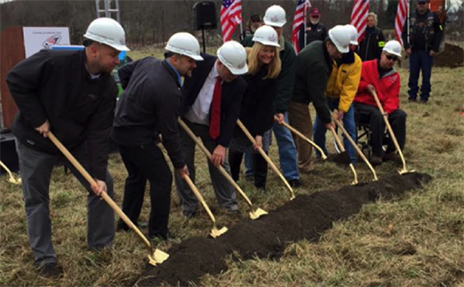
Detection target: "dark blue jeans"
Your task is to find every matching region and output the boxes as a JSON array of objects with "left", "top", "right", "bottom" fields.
[
  {"left": 313, "top": 98, "right": 357, "bottom": 163},
  {"left": 408, "top": 50, "right": 434, "bottom": 102}
]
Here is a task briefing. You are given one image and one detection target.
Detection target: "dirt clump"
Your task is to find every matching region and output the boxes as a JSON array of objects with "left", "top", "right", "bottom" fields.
[
  {"left": 434, "top": 43, "right": 464, "bottom": 68},
  {"left": 135, "top": 172, "right": 432, "bottom": 287}
]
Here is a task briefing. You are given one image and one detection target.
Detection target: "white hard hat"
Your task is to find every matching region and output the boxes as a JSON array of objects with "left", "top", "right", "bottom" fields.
[
  {"left": 252, "top": 25, "right": 280, "bottom": 47},
  {"left": 84, "top": 17, "right": 130, "bottom": 51},
  {"left": 328, "top": 25, "right": 351, "bottom": 53},
  {"left": 383, "top": 40, "right": 402, "bottom": 57},
  {"left": 263, "top": 5, "right": 286, "bottom": 27},
  {"left": 345, "top": 24, "right": 359, "bottom": 45},
  {"left": 217, "top": 41, "right": 248, "bottom": 75},
  {"left": 165, "top": 32, "right": 203, "bottom": 61}
]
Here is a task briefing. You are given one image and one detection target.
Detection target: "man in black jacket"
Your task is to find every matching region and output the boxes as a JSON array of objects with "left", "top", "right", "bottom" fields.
[
  {"left": 175, "top": 41, "right": 248, "bottom": 218},
  {"left": 111, "top": 32, "right": 199, "bottom": 239},
  {"left": 402, "top": 0, "right": 443, "bottom": 103},
  {"left": 298, "top": 7, "right": 328, "bottom": 48},
  {"left": 6, "top": 18, "right": 129, "bottom": 278}
]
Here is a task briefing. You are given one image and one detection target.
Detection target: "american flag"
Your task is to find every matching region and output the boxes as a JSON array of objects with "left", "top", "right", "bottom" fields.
[
  {"left": 220, "top": 0, "right": 242, "bottom": 42},
  {"left": 350, "top": 0, "right": 370, "bottom": 43},
  {"left": 395, "top": 0, "right": 409, "bottom": 45},
  {"left": 291, "top": 0, "right": 311, "bottom": 54}
]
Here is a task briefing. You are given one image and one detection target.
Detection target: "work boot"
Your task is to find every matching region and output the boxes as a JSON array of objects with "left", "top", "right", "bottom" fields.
[
  {"left": 370, "top": 155, "right": 383, "bottom": 166},
  {"left": 38, "top": 262, "right": 63, "bottom": 279},
  {"left": 383, "top": 152, "right": 402, "bottom": 163}
]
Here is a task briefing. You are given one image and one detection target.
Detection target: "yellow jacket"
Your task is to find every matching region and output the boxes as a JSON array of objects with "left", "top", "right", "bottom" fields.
[{"left": 326, "top": 52, "right": 362, "bottom": 112}]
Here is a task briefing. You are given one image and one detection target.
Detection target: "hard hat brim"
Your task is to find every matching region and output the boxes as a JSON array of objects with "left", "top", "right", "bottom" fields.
[
  {"left": 228, "top": 64, "right": 248, "bottom": 76},
  {"left": 189, "top": 54, "right": 204, "bottom": 61},
  {"left": 263, "top": 20, "right": 286, "bottom": 27},
  {"left": 350, "top": 40, "right": 358, "bottom": 46}
]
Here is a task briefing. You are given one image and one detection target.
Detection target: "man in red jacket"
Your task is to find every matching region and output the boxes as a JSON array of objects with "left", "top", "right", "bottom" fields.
[{"left": 353, "top": 40, "right": 407, "bottom": 166}]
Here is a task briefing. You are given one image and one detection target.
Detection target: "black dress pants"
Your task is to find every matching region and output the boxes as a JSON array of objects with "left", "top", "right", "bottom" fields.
[
  {"left": 117, "top": 142, "right": 172, "bottom": 238},
  {"left": 354, "top": 103, "right": 407, "bottom": 157},
  {"left": 229, "top": 150, "right": 268, "bottom": 189}
]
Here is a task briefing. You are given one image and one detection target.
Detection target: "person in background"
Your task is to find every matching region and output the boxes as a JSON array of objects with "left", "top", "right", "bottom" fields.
[
  {"left": 175, "top": 41, "right": 248, "bottom": 218},
  {"left": 229, "top": 25, "right": 281, "bottom": 190},
  {"left": 241, "top": 14, "right": 263, "bottom": 40},
  {"left": 6, "top": 17, "right": 129, "bottom": 278},
  {"left": 111, "top": 32, "right": 200, "bottom": 240},
  {"left": 402, "top": 0, "right": 443, "bottom": 103},
  {"left": 298, "top": 7, "right": 328, "bottom": 49},
  {"left": 313, "top": 25, "right": 362, "bottom": 164},
  {"left": 357, "top": 12, "right": 385, "bottom": 61},
  {"left": 241, "top": 5, "right": 300, "bottom": 187},
  {"left": 353, "top": 40, "right": 407, "bottom": 166}
]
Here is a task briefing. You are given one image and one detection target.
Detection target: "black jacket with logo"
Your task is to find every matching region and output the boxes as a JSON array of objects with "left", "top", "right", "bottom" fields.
[
  {"left": 402, "top": 9, "right": 443, "bottom": 52},
  {"left": 357, "top": 27, "right": 385, "bottom": 61},
  {"left": 299, "top": 22, "right": 328, "bottom": 48},
  {"left": 7, "top": 49, "right": 117, "bottom": 179}
]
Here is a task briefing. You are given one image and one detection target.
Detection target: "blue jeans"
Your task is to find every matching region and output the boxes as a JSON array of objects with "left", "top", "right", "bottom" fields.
[
  {"left": 313, "top": 98, "right": 357, "bottom": 163},
  {"left": 244, "top": 113, "right": 299, "bottom": 180},
  {"left": 408, "top": 50, "right": 434, "bottom": 102}
]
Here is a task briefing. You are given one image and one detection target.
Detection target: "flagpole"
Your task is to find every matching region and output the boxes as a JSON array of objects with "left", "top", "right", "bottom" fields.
[
  {"left": 304, "top": 2, "right": 307, "bottom": 47},
  {"left": 239, "top": 22, "right": 244, "bottom": 41},
  {"left": 407, "top": 0, "right": 410, "bottom": 45}
]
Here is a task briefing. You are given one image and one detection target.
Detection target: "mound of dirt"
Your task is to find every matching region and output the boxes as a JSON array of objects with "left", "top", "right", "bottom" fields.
[
  {"left": 134, "top": 172, "right": 432, "bottom": 287},
  {"left": 435, "top": 43, "right": 464, "bottom": 68}
]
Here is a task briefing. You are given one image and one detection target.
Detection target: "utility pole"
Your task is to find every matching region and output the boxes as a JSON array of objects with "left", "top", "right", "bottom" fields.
[{"left": 95, "top": 0, "right": 120, "bottom": 23}]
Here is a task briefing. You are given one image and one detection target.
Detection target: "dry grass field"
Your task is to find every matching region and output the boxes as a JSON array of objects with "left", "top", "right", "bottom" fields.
[{"left": 0, "top": 49, "right": 463, "bottom": 287}]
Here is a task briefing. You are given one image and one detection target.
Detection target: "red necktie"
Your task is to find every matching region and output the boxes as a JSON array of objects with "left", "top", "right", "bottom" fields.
[{"left": 209, "top": 76, "right": 222, "bottom": 139}]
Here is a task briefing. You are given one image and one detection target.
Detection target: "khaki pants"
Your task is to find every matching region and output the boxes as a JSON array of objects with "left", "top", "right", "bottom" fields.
[{"left": 287, "top": 101, "right": 313, "bottom": 172}]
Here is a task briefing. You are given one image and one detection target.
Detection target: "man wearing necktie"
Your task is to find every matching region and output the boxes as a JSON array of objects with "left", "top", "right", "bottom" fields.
[{"left": 176, "top": 41, "right": 248, "bottom": 218}]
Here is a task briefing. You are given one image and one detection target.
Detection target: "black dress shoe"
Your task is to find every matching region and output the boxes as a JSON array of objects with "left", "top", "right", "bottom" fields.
[
  {"left": 38, "top": 262, "right": 63, "bottom": 278},
  {"left": 149, "top": 231, "right": 176, "bottom": 241},
  {"left": 286, "top": 179, "right": 301, "bottom": 188},
  {"left": 182, "top": 210, "right": 197, "bottom": 218}
]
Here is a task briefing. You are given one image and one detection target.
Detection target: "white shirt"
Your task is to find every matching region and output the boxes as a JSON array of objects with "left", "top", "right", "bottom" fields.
[{"left": 184, "top": 61, "right": 219, "bottom": 126}]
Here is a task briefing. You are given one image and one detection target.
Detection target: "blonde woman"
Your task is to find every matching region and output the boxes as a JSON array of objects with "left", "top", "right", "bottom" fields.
[
  {"left": 229, "top": 25, "right": 281, "bottom": 190},
  {"left": 357, "top": 12, "right": 386, "bottom": 61}
]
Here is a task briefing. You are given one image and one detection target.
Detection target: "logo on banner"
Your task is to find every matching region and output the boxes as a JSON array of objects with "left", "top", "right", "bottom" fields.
[{"left": 42, "top": 34, "right": 62, "bottom": 48}]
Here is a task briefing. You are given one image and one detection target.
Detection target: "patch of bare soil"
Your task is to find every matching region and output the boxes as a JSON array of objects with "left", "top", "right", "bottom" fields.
[
  {"left": 435, "top": 43, "right": 464, "bottom": 68},
  {"left": 135, "top": 172, "right": 432, "bottom": 287}
]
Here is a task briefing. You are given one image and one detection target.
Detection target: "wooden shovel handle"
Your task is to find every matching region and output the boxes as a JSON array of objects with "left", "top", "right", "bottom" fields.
[
  {"left": 182, "top": 174, "right": 217, "bottom": 224},
  {"left": 236, "top": 120, "right": 295, "bottom": 200},
  {"left": 47, "top": 131, "right": 152, "bottom": 251},
  {"left": 178, "top": 119, "right": 253, "bottom": 206},
  {"left": 330, "top": 114, "right": 378, "bottom": 181},
  {"left": 370, "top": 90, "right": 408, "bottom": 171},
  {"left": 329, "top": 126, "right": 345, "bottom": 152},
  {"left": 274, "top": 116, "right": 327, "bottom": 159}
]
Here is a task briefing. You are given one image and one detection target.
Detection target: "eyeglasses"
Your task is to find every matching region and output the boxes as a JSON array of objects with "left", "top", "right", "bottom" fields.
[
  {"left": 386, "top": 55, "right": 398, "bottom": 61},
  {"left": 310, "top": 15, "right": 320, "bottom": 18},
  {"left": 417, "top": 2, "right": 427, "bottom": 5},
  {"left": 251, "top": 19, "right": 261, "bottom": 23}
]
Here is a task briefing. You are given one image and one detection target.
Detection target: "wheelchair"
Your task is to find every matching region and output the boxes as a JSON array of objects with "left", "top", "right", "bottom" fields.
[{"left": 355, "top": 120, "right": 390, "bottom": 161}]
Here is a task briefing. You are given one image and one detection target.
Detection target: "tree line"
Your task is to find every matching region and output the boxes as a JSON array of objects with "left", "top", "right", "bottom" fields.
[{"left": 1, "top": 0, "right": 462, "bottom": 47}]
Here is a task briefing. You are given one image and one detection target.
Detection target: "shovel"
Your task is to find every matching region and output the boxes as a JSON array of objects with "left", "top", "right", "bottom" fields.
[
  {"left": 331, "top": 113, "right": 378, "bottom": 181},
  {"left": 47, "top": 131, "right": 169, "bottom": 266},
  {"left": 329, "top": 126, "right": 358, "bottom": 185},
  {"left": 181, "top": 174, "right": 228, "bottom": 238},
  {"left": 0, "top": 160, "right": 21, "bottom": 185},
  {"left": 371, "top": 90, "right": 412, "bottom": 174},
  {"left": 236, "top": 120, "right": 295, "bottom": 200},
  {"left": 178, "top": 118, "right": 267, "bottom": 220},
  {"left": 274, "top": 116, "right": 327, "bottom": 160}
]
